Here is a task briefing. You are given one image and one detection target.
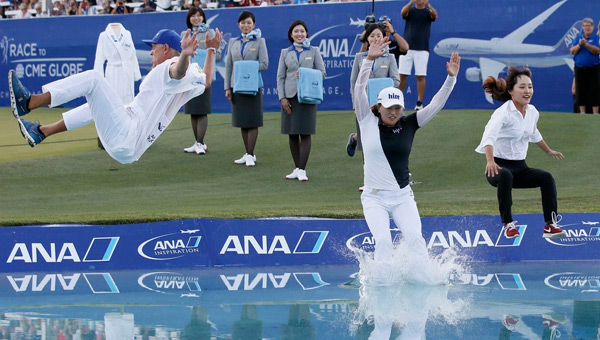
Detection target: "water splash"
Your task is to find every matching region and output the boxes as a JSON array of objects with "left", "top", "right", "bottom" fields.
[
  {"left": 353, "top": 241, "right": 471, "bottom": 287},
  {"left": 349, "top": 245, "right": 472, "bottom": 338}
]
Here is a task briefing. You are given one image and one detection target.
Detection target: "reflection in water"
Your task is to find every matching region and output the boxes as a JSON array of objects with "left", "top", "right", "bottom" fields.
[
  {"left": 352, "top": 284, "right": 468, "bottom": 340},
  {"left": 232, "top": 305, "right": 262, "bottom": 340},
  {"left": 104, "top": 312, "right": 134, "bottom": 340},
  {"left": 181, "top": 306, "right": 211, "bottom": 340},
  {"left": 1, "top": 263, "right": 600, "bottom": 339},
  {"left": 281, "top": 304, "right": 314, "bottom": 340}
]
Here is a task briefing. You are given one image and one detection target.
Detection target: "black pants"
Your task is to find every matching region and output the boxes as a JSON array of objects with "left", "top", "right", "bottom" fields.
[{"left": 486, "top": 158, "right": 557, "bottom": 224}]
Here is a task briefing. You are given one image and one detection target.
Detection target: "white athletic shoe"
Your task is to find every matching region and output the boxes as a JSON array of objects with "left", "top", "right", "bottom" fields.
[
  {"left": 196, "top": 143, "right": 206, "bottom": 155},
  {"left": 297, "top": 169, "right": 308, "bottom": 182},
  {"left": 184, "top": 142, "right": 199, "bottom": 153},
  {"left": 414, "top": 104, "right": 424, "bottom": 111},
  {"left": 245, "top": 153, "right": 255, "bottom": 167},
  {"left": 285, "top": 168, "right": 300, "bottom": 179},
  {"left": 235, "top": 153, "right": 256, "bottom": 165},
  {"left": 234, "top": 153, "right": 248, "bottom": 164}
]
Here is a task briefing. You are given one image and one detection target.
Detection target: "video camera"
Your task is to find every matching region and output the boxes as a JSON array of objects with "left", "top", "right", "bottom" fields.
[{"left": 364, "top": 14, "right": 392, "bottom": 31}]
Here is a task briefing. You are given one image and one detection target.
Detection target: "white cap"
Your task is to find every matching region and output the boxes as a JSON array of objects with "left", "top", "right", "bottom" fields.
[{"left": 377, "top": 87, "right": 404, "bottom": 108}]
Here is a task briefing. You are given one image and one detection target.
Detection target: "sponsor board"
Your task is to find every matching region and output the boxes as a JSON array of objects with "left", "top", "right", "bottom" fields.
[{"left": 1, "top": 214, "right": 600, "bottom": 272}]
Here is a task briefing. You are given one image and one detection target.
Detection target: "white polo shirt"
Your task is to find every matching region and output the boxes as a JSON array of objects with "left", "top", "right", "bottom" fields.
[
  {"left": 128, "top": 56, "right": 206, "bottom": 162},
  {"left": 476, "top": 100, "right": 543, "bottom": 160}
]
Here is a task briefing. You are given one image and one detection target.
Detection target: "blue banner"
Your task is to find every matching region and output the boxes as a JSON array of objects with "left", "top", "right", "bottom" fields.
[
  {"left": 1, "top": 213, "right": 600, "bottom": 272},
  {"left": 0, "top": 0, "right": 593, "bottom": 112}
]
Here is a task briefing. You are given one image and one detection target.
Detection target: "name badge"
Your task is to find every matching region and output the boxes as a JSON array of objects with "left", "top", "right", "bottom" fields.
[
  {"left": 380, "top": 65, "right": 388, "bottom": 69},
  {"left": 200, "top": 39, "right": 206, "bottom": 43},
  {"left": 250, "top": 48, "right": 257, "bottom": 51},
  {"left": 305, "top": 57, "right": 312, "bottom": 60}
]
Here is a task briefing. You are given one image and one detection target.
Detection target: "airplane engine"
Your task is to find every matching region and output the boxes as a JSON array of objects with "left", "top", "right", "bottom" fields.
[{"left": 465, "top": 67, "right": 482, "bottom": 82}]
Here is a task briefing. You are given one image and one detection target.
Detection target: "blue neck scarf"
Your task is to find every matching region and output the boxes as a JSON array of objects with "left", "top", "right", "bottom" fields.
[
  {"left": 193, "top": 23, "right": 210, "bottom": 33},
  {"left": 293, "top": 39, "right": 311, "bottom": 49},
  {"left": 241, "top": 28, "right": 261, "bottom": 41}
]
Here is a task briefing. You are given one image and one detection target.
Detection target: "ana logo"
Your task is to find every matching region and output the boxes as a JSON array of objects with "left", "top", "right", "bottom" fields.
[
  {"left": 220, "top": 231, "right": 328, "bottom": 255},
  {"left": 137, "top": 271, "right": 201, "bottom": 297},
  {"left": 495, "top": 224, "right": 527, "bottom": 247},
  {"left": 6, "top": 272, "right": 119, "bottom": 293},
  {"left": 449, "top": 272, "right": 525, "bottom": 290},
  {"left": 6, "top": 237, "right": 119, "bottom": 264},
  {"left": 544, "top": 221, "right": 600, "bottom": 247},
  {"left": 544, "top": 272, "right": 600, "bottom": 293},
  {"left": 137, "top": 230, "right": 202, "bottom": 260},
  {"left": 219, "top": 271, "right": 329, "bottom": 291},
  {"left": 347, "top": 228, "right": 496, "bottom": 252}
]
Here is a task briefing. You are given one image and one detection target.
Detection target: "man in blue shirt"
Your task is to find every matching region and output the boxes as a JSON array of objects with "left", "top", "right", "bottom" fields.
[{"left": 570, "top": 18, "right": 600, "bottom": 114}]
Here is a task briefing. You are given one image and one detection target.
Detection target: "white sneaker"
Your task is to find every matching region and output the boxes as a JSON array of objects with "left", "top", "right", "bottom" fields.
[
  {"left": 297, "top": 169, "right": 308, "bottom": 181},
  {"left": 184, "top": 142, "right": 199, "bottom": 153},
  {"left": 196, "top": 143, "right": 206, "bottom": 155},
  {"left": 414, "top": 104, "right": 424, "bottom": 111},
  {"left": 234, "top": 153, "right": 248, "bottom": 164},
  {"left": 245, "top": 153, "right": 255, "bottom": 167},
  {"left": 285, "top": 168, "right": 299, "bottom": 179}
]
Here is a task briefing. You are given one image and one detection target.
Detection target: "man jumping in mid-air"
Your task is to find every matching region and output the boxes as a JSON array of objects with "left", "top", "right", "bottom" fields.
[{"left": 9, "top": 28, "right": 222, "bottom": 164}]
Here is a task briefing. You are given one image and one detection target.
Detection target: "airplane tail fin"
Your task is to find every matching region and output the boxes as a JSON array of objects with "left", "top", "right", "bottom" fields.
[{"left": 552, "top": 21, "right": 582, "bottom": 56}]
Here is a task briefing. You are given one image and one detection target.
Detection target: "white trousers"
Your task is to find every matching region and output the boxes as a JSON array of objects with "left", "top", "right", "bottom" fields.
[
  {"left": 43, "top": 70, "right": 137, "bottom": 163},
  {"left": 360, "top": 186, "right": 429, "bottom": 265}
]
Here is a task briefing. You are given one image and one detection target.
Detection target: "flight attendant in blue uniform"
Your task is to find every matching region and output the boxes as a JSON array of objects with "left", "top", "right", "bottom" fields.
[{"left": 354, "top": 36, "right": 460, "bottom": 282}]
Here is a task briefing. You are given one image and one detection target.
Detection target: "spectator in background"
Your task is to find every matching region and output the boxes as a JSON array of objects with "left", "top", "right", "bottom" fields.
[
  {"left": 570, "top": 17, "right": 600, "bottom": 114},
  {"left": 139, "top": 0, "right": 156, "bottom": 12},
  {"left": 183, "top": 0, "right": 202, "bottom": 9},
  {"left": 398, "top": 0, "right": 437, "bottom": 111},
  {"left": 224, "top": 10, "right": 268, "bottom": 167},
  {"left": 14, "top": 3, "right": 31, "bottom": 18},
  {"left": 101, "top": 1, "right": 111, "bottom": 13},
  {"left": 50, "top": 1, "right": 66, "bottom": 15},
  {"left": 277, "top": 19, "right": 326, "bottom": 181},
  {"left": 34, "top": 3, "right": 46, "bottom": 16},
  {"left": 155, "top": 0, "right": 171, "bottom": 11},
  {"left": 67, "top": 1, "right": 80, "bottom": 15},
  {"left": 111, "top": 0, "right": 131, "bottom": 13},
  {"left": 80, "top": 0, "right": 89, "bottom": 14}
]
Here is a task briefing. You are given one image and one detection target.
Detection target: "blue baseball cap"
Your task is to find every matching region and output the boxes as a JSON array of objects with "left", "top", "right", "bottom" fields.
[{"left": 142, "top": 29, "right": 182, "bottom": 52}]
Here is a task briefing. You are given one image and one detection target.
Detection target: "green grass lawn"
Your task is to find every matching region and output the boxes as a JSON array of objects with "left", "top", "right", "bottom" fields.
[{"left": 1, "top": 108, "right": 598, "bottom": 226}]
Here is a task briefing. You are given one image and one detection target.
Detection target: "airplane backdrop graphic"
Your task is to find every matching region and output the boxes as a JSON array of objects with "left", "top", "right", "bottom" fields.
[{"left": 433, "top": 0, "right": 579, "bottom": 103}]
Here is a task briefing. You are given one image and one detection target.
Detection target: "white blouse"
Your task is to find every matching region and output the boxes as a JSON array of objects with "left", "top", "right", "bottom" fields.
[{"left": 476, "top": 100, "right": 543, "bottom": 160}]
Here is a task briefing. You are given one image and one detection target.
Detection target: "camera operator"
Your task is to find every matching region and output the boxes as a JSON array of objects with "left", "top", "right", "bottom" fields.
[{"left": 378, "top": 16, "right": 409, "bottom": 64}]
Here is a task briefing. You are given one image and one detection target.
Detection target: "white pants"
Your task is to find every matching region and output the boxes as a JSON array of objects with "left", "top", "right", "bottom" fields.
[
  {"left": 360, "top": 186, "right": 429, "bottom": 264},
  {"left": 43, "top": 70, "right": 137, "bottom": 163},
  {"left": 398, "top": 50, "right": 429, "bottom": 76}
]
